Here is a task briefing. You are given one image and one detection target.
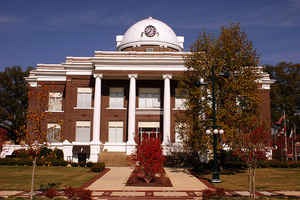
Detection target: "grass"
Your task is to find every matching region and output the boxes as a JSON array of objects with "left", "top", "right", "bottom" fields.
[
  {"left": 202, "top": 168, "right": 300, "bottom": 191},
  {"left": 0, "top": 166, "right": 97, "bottom": 190}
]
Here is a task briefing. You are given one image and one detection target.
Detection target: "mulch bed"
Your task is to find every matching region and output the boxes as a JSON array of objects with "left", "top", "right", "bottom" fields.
[
  {"left": 126, "top": 169, "right": 173, "bottom": 187},
  {"left": 81, "top": 168, "right": 111, "bottom": 188}
]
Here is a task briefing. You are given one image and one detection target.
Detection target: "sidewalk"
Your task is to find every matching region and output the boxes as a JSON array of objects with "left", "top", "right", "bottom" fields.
[
  {"left": 1, "top": 167, "right": 300, "bottom": 199},
  {"left": 87, "top": 167, "right": 207, "bottom": 199}
]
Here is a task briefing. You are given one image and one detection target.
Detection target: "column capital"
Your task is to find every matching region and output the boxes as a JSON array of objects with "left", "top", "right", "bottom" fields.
[
  {"left": 162, "top": 74, "right": 172, "bottom": 80},
  {"left": 94, "top": 73, "right": 103, "bottom": 79},
  {"left": 128, "top": 74, "right": 138, "bottom": 79}
]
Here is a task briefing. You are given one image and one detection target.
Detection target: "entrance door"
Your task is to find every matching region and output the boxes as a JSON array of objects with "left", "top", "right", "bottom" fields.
[{"left": 138, "top": 122, "right": 160, "bottom": 142}]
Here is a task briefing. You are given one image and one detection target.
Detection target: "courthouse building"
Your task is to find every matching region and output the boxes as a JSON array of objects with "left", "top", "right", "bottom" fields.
[{"left": 25, "top": 17, "right": 273, "bottom": 162}]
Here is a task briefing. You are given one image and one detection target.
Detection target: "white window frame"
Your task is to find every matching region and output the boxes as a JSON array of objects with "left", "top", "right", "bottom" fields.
[
  {"left": 48, "top": 92, "right": 63, "bottom": 112},
  {"left": 138, "top": 88, "right": 160, "bottom": 109},
  {"left": 109, "top": 88, "right": 124, "bottom": 109},
  {"left": 75, "top": 121, "right": 91, "bottom": 143},
  {"left": 47, "top": 123, "right": 61, "bottom": 143},
  {"left": 108, "top": 121, "right": 124, "bottom": 143},
  {"left": 76, "top": 88, "right": 92, "bottom": 109}
]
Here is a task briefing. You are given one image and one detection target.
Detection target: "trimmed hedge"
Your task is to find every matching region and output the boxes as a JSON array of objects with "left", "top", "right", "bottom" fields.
[{"left": 90, "top": 162, "right": 105, "bottom": 172}]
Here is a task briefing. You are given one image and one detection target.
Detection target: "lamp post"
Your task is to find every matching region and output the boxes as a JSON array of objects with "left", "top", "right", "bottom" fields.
[
  {"left": 196, "top": 65, "right": 226, "bottom": 183},
  {"left": 211, "top": 65, "right": 221, "bottom": 183}
]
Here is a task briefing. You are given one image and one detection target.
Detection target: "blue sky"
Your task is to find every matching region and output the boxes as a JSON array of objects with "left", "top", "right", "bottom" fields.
[{"left": 0, "top": 0, "right": 299, "bottom": 71}]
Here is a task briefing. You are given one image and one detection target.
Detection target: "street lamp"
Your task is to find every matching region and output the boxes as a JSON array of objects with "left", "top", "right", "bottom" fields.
[
  {"left": 206, "top": 127, "right": 224, "bottom": 183},
  {"left": 195, "top": 65, "right": 228, "bottom": 183}
]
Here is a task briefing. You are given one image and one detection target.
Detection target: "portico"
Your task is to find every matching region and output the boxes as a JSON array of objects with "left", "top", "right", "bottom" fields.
[{"left": 89, "top": 71, "right": 174, "bottom": 155}]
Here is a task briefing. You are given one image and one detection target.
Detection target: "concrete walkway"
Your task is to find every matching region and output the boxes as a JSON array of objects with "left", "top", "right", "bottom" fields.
[{"left": 87, "top": 167, "right": 208, "bottom": 191}]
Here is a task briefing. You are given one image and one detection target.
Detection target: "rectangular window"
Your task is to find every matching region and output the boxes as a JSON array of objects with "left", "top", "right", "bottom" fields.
[
  {"left": 76, "top": 121, "right": 91, "bottom": 142},
  {"left": 175, "top": 122, "right": 187, "bottom": 143},
  {"left": 108, "top": 121, "right": 123, "bottom": 143},
  {"left": 139, "top": 88, "right": 160, "bottom": 108},
  {"left": 146, "top": 48, "right": 153, "bottom": 52},
  {"left": 48, "top": 92, "right": 62, "bottom": 111},
  {"left": 77, "top": 88, "right": 92, "bottom": 108},
  {"left": 47, "top": 123, "right": 61, "bottom": 143},
  {"left": 175, "top": 88, "right": 187, "bottom": 109},
  {"left": 109, "top": 88, "right": 124, "bottom": 108}
]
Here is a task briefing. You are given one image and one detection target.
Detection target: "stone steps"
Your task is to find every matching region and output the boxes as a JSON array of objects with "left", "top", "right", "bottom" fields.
[{"left": 99, "top": 152, "right": 130, "bottom": 166}]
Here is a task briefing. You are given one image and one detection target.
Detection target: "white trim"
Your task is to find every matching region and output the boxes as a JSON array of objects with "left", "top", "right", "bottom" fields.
[
  {"left": 76, "top": 121, "right": 91, "bottom": 127},
  {"left": 45, "top": 110, "right": 64, "bottom": 113},
  {"left": 94, "top": 65, "right": 186, "bottom": 71},
  {"left": 47, "top": 123, "right": 61, "bottom": 128},
  {"left": 66, "top": 71, "right": 92, "bottom": 75},
  {"left": 94, "top": 50, "right": 190, "bottom": 55},
  {"left": 138, "top": 121, "right": 160, "bottom": 128},
  {"left": 37, "top": 77, "right": 66, "bottom": 82},
  {"left": 72, "top": 142, "right": 91, "bottom": 145},
  {"left": 136, "top": 108, "right": 161, "bottom": 110},
  {"left": 28, "top": 82, "right": 37, "bottom": 87},
  {"left": 49, "top": 92, "right": 62, "bottom": 98},
  {"left": 106, "top": 107, "right": 126, "bottom": 110},
  {"left": 77, "top": 88, "right": 92, "bottom": 93},
  {"left": 108, "top": 121, "right": 123, "bottom": 127},
  {"left": 74, "top": 107, "right": 94, "bottom": 110}
]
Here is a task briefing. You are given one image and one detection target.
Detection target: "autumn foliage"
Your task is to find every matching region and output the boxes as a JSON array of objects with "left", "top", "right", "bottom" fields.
[
  {"left": 234, "top": 124, "right": 271, "bottom": 199},
  {"left": 234, "top": 125, "right": 271, "bottom": 166},
  {"left": 133, "top": 134, "right": 165, "bottom": 183}
]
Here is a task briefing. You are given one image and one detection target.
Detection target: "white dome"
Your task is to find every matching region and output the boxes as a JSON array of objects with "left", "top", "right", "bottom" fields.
[{"left": 116, "top": 17, "right": 184, "bottom": 51}]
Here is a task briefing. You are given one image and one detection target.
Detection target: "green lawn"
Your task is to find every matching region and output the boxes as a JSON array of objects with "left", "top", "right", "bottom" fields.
[
  {"left": 202, "top": 168, "right": 300, "bottom": 191},
  {"left": 0, "top": 166, "right": 97, "bottom": 190}
]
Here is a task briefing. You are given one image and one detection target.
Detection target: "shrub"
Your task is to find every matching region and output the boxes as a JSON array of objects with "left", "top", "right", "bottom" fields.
[
  {"left": 12, "top": 149, "right": 31, "bottom": 159},
  {"left": 288, "top": 161, "right": 300, "bottom": 168},
  {"left": 38, "top": 146, "right": 53, "bottom": 159},
  {"left": 53, "top": 148, "right": 64, "bottom": 160},
  {"left": 86, "top": 162, "right": 95, "bottom": 168},
  {"left": 63, "top": 187, "right": 92, "bottom": 200},
  {"left": 36, "top": 158, "right": 46, "bottom": 166},
  {"left": 0, "top": 158, "right": 17, "bottom": 165},
  {"left": 16, "top": 158, "right": 32, "bottom": 166},
  {"left": 79, "top": 162, "right": 86, "bottom": 167},
  {"left": 71, "top": 162, "right": 79, "bottom": 167},
  {"left": 51, "top": 160, "right": 68, "bottom": 167},
  {"left": 135, "top": 135, "right": 165, "bottom": 183},
  {"left": 203, "top": 188, "right": 226, "bottom": 200},
  {"left": 257, "top": 160, "right": 270, "bottom": 168},
  {"left": 40, "top": 183, "right": 60, "bottom": 199},
  {"left": 90, "top": 162, "right": 105, "bottom": 172},
  {"left": 269, "top": 160, "right": 281, "bottom": 168}
]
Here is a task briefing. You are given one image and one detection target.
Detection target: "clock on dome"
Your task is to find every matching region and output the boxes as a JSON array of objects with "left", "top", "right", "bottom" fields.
[{"left": 144, "top": 25, "right": 156, "bottom": 37}]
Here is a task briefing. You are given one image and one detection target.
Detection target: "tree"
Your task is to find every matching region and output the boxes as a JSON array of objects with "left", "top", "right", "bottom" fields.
[
  {"left": 25, "top": 85, "right": 63, "bottom": 199},
  {"left": 234, "top": 123, "right": 271, "bottom": 199},
  {"left": 0, "top": 66, "right": 33, "bottom": 143},
  {"left": 179, "top": 23, "right": 262, "bottom": 155},
  {"left": 264, "top": 62, "right": 300, "bottom": 131},
  {"left": 0, "top": 128, "right": 7, "bottom": 152}
]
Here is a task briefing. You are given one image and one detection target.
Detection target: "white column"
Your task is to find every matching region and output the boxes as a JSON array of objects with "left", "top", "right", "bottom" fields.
[
  {"left": 92, "top": 74, "right": 103, "bottom": 144},
  {"left": 127, "top": 74, "right": 138, "bottom": 145},
  {"left": 163, "top": 74, "right": 172, "bottom": 145}
]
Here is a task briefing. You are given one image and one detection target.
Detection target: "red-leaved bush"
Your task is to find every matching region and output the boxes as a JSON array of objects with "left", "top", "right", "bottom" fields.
[
  {"left": 63, "top": 187, "right": 92, "bottom": 200},
  {"left": 134, "top": 133, "right": 165, "bottom": 183}
]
